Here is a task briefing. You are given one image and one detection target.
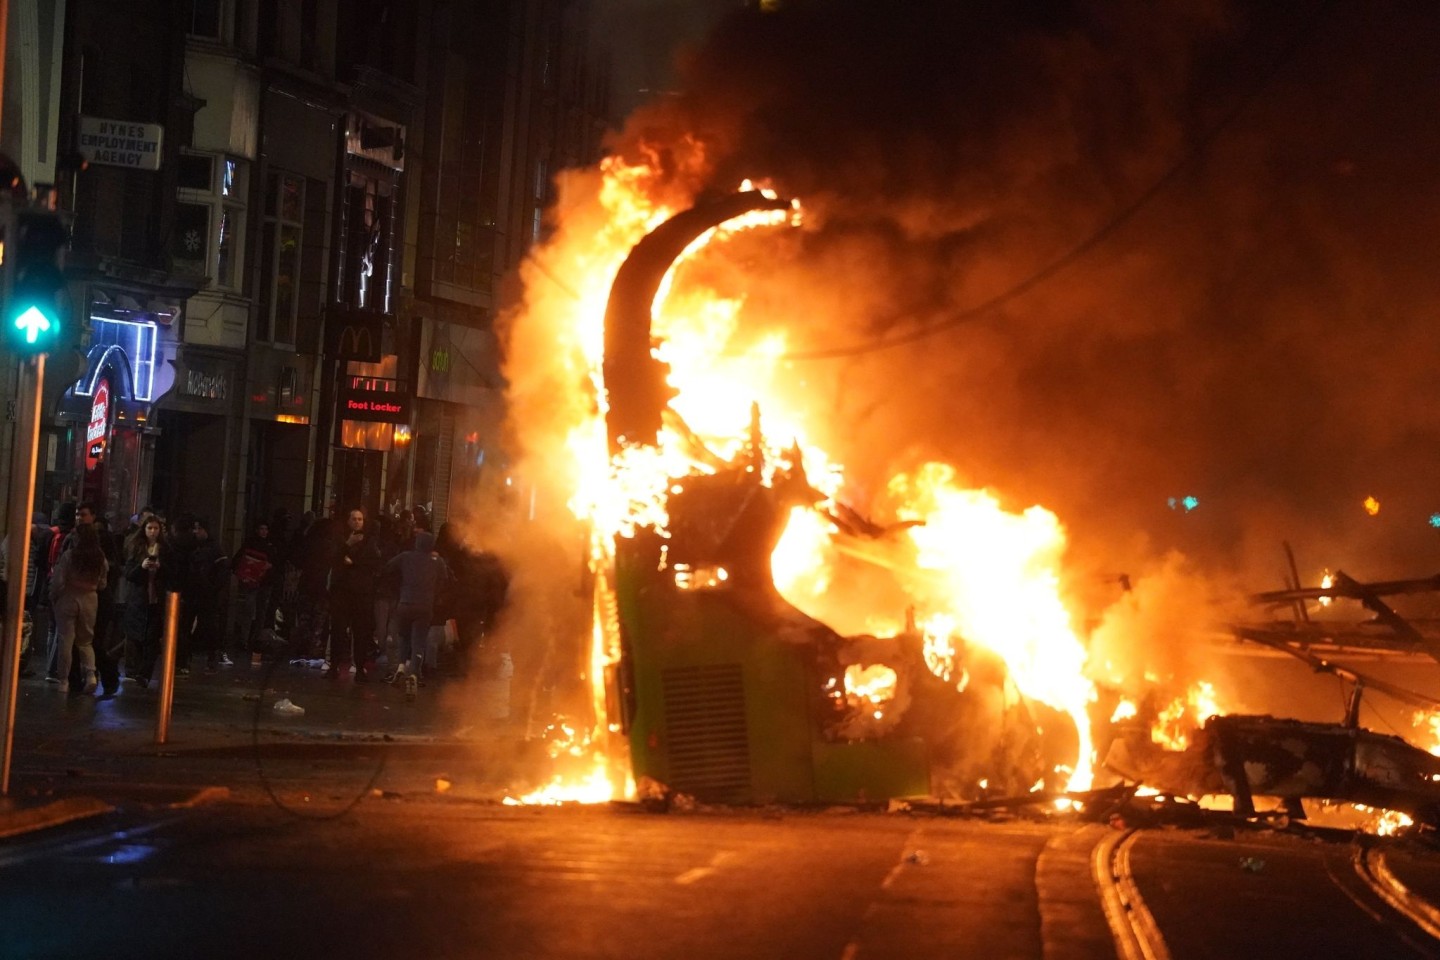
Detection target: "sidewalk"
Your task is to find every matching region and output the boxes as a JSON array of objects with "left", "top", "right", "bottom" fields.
[{"left": 0, "top": 658, "right": 543, "bottom": 836}]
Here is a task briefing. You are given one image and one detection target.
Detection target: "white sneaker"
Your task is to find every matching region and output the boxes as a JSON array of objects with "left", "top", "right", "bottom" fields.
[
  {"left": 272, "top": 698, "right": 305, "bottom": 717},
  {"left": 57, "top": 680, "right": 69, "bottom": 693},
  {"left": 220, "top": 654, "right": 235, "bottom": 666},
  {"left": 82, "top": 671, "right": 97, "bottom": 695}
]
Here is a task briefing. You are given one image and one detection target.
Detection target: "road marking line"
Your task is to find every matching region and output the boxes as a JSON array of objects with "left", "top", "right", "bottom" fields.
[
  {"left": 674, "top": 849, "right": 735, "bottom": 885},
  {"left": 840, "top": 827, "right": 923, "bottom": 960},
  {"left": 674, "top": 867, "right": 714, "bottom": 885}
]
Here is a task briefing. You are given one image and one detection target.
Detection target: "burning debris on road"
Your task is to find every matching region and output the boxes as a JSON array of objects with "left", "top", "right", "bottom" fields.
[
  {"left": 492, "top": 170, "right": 1440, "bottom": 838},
  {"left": 491, "top": 3, "right": 1440, "bottom": 826}
]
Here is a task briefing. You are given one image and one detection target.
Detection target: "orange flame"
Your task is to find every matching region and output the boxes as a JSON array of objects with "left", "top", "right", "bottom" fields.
[{"left": 508, "top": 157, "right": 1110, "bottom": 802}]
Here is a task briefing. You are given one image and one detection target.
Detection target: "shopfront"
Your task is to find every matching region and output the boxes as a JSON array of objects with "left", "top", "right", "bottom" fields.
[
  {"left": 151, "top": 347, "right": 244, "bottom": 531},
  {"left": 411, "top": 317, "right": 506, "bottom": 526},
  {"left": 55, "top": 287, "right": 182, "bottom": 524}
]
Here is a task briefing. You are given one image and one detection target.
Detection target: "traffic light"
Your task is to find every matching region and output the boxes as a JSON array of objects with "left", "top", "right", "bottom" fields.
[{"left": 3, "top": 204, "right": 70, "bottom": 355}]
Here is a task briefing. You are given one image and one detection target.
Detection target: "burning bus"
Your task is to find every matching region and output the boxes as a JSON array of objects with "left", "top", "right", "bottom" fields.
[{"left": 544, "top": 184, "right": 1096, "bottom": 805}]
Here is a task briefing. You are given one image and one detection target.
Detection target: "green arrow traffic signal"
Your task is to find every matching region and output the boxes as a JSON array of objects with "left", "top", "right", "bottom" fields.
[
  {"left": 4, "top": 206, "right": 69, "bottom": 355},
  {"left": 13, "top": 305, "right": 51, "bottom": 344}
]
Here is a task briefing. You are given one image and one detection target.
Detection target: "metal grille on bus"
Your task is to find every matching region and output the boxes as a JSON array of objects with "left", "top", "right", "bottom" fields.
[{"left": 661, "top": 663, "right": 751, "bottom": 800}]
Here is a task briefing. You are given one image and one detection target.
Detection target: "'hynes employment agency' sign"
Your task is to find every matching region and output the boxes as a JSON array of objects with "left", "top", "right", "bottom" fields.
[
  {"left": 338, "top": 385, "right": 410, "bottom": 424},
  {"left": 77, "top": 116, "right": 164, "bottom": 171}
]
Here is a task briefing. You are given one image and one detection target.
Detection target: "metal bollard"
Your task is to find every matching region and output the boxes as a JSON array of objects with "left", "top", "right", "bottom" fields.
[{"left": 155, "top": 591, "right": 181, "bottom": 744}]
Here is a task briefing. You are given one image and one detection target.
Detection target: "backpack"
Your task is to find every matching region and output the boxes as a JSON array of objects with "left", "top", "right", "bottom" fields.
[
  {"left": 234, "top": 547, "right": 273, "bottom": 589},
  {"left": 45, "top": 527, "right": 63, "bottom": 571},
  {"left": 24, "top": 526, "right": 55, "bottom": 601}
]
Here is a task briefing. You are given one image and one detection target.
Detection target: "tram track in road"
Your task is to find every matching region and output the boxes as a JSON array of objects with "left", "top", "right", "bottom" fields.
[
  {"left": 1092, "top": 823, "right": 1440, "bottom": 960},
  {"left": 1351, "top": 842, "right": 1440, "bottom": 949},
  {"left": 1092, "top": 828, "right": 1172, "bottom": 960}
]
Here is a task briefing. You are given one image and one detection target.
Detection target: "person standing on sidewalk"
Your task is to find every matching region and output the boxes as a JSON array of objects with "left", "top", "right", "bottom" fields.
[
  {"left": 91, "top": 513, "right": 124, "bottom": 695},
  {"left": 60, "top": 502, "right": 122, "bottom": 695},
  {"left": 186, "top": 519, "right": 228, "bottom": 672},
  {"left": 293, "top": 516, "right": 337, "bottom": 659},
  {"left": 325, "top": 508, "right": 381, "bottom": 681},
  {"left": 165, "top": 514, "right": 197, "bottom": 676},
  {"left": 50, "top": 524, "right": 109, "bottom": 695},
  {"left": 123, "top": 516, "right": 176, "bottom": 688},
  {"left": 0, "top": 511, "right": 57, "bottom": 679},
  {"left": 230, "top": 521, "right": 277, "bottom": 663},
  {"left": 381, "top": 530, "right": 451, "bottom": 697}
]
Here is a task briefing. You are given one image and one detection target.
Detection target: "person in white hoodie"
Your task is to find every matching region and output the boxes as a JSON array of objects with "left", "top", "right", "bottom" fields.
[{"left": 49, "top": 524, "right": 108, "bottom": 694}]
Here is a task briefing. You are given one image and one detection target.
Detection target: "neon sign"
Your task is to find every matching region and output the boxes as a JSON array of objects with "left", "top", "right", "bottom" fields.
[
  {"left": 86, "top": 377, "right": 110, "bottom": 472},
  {"left": 79, "top": 316, "right": 159, "bottom": 401}
]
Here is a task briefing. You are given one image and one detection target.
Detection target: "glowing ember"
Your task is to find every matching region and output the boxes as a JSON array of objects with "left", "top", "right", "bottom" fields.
[{"left": 1358, "top": 805, "right": 1414, "bottom": 837}]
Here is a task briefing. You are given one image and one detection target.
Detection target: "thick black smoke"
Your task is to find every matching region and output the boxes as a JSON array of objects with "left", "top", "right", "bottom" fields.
[{"left": 605, "top": 0, "right": 1440, "bottom": 598}]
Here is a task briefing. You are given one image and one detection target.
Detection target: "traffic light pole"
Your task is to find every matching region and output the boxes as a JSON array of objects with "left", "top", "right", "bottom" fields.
[{"left": 0, "top": 353, "right": 44, "bottom": 795}]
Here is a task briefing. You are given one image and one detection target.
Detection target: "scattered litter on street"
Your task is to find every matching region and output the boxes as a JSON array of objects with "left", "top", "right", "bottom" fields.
[{"left": 273, "top": 698, "right": 306, "bottom": 717}]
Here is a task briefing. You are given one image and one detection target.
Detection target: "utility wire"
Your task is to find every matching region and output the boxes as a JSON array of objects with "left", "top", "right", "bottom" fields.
[{"left": 782, "top": 2, "right": 1341, "bottom": 362}]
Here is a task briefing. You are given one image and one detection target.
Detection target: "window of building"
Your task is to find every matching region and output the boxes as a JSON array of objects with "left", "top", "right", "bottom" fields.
[
  {"left": 431, "top": 53, "right": 497, "bottom": 295},
  {"left": 188, "top": 0, "right": 227, "bottom": 41},
  {"left": 174, "top": 152, "right": 248, "bottom": 290},
  {"left": 258, "top": 171, "right": 305, "bottom": 345},
  {"left": 340, "top": 167, "right": 396, "bottom": 314}
]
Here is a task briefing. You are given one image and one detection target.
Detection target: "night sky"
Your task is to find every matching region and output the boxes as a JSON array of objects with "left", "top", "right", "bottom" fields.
[{"left": 596, "top": 0, "right": 1440, "bottom": 597}]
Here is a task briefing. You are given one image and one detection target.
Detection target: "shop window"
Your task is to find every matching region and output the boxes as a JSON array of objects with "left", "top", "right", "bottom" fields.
[
  {"left": 340, "top": 168, "right": 396, "bottom": 314},
  {"left": 259, "top": 171, "right": 305, "bottom": 345},
  {"left": 175, "top": 152, "right": 248, "bottom": 290}
]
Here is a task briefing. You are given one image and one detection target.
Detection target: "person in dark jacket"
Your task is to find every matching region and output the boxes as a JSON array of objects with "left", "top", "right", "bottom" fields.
[
  {"left": 325, "top": 508, "right": 381, "bottom": 681},
  {"left": 381, "top": 531, "right": 451, "bottom": 693},
  {"left": 293, "top": 516, "right": 338, "bottom": 659},
  {"left": 123, "top": 516, "right": 179, "bottom": 687},
  {"left": 230, "top": 521, "right": 278, "bottom": 662},
  {"left": 185, "top": 518, "right": 228, "bottom": 672},
  {"left": 434, "top": 522, "right": 509, "bottom": 678},
  {"left": 166, "top": 513, "right": 197, "bottom": 675},
  {"left": 1, "top": 511, "right": 56, "bottom": 679},
  {"left": 91, "top": 514, "right": 124, "bottom": 694}
]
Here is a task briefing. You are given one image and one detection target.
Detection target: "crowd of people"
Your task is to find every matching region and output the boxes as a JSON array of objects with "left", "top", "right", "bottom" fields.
[{"left": 0, "top": 502, "right": 509, "bottom": 700}]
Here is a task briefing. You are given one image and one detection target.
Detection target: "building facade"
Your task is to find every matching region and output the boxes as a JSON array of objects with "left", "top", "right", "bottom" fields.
[{"left": 0, "top": 0, "right": 612, "bottom": 548}]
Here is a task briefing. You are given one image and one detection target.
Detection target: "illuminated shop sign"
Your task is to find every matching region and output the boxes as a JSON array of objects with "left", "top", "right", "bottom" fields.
[
  {"left": 338, "top": 385, "right": 411, "bottom": 424},
  {"left": 77, "top": 316, "right": 159, "bottom": 401},
  {"left": 85, "top": 377, "right": 111, "bottom": 472}
]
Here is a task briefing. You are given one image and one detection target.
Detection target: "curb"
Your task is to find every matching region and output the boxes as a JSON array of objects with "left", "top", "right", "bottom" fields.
[{"left": 0, "top": 796, "right": 115, "bottom": 840}]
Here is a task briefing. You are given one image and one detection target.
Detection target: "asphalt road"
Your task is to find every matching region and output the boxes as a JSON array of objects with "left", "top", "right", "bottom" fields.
[
  {"left": 4, "top": 796, "right": 1440, "bottom": 960},
  {"left": 6, "top": 661, "right": 1440, "bottom": 959}
]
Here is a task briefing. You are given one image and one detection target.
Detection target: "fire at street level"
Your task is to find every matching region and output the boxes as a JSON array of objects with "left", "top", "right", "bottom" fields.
[{"left": 494, "top": 1, "right": 1440, "bottom": 842}]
